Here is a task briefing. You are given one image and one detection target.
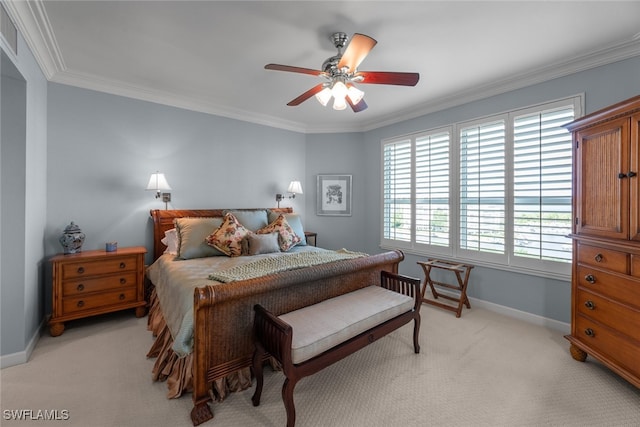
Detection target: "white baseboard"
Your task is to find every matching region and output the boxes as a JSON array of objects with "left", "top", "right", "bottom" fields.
[
  {"left": 0, "top": 321, "right": 43, "bottom": 369},
  {"left": 430, "top": 288, "right": 571, "bottom": 334},
  {"left": 468, "top": 296, "right": 570, "bottom": 334}
]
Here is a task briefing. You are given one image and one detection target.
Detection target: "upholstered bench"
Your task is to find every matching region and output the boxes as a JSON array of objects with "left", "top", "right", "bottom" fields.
[{"left": 251, "top": 271, "right": 422, "bottom": 427}]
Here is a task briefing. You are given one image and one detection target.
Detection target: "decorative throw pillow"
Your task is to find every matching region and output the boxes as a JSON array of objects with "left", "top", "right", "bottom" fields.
[
  {"left": 161, "top": 228, "right": 179, "bottom": 255},
  {"left": 257, "top": 214, "right": 301, "bottom": 252},
  {"left": 241, "top": 232, "right": 281, "bottom": 256},
  {"left": 206, "top": 213, "right": 251, "bottom": 257},
  {"left": 174, "top": 217, "right": 225, "bottom": 259},
  {"left": 267, "top": 211, "right": 307, "bottom": 246}
]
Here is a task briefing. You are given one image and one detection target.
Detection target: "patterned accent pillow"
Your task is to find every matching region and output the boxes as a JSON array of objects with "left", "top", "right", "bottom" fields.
[
  {"left": 205, "top": 213, "right": 251, "bottom": 257},
  {"left": 257, "top": 214, "right": 301, "bottom": 251}
]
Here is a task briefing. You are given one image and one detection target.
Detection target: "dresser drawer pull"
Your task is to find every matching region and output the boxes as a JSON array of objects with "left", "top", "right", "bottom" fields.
[
  {"left": 584, "top": 300, "right": 595, "bottom": 310},
  {"left": 119, "top": 262, "right": 126, "bottom": 269},
  {"left": 584, "top": 328, "right": 595, "bottom": 337},
  {"left": 585, "top": 274, "right": 596, "bottom": 284},
  {"left": 77, "top": 284, "right": 85, "bottom": 291},
  {"left": 77, "top": 267, "right": 85, "bottom": 274},
  {"left": 77, "top": 300, "right": 85, "bottom": 308},
  {"left": 594, "top": 253, "right": 603, "bottom": 262},
  {"left": 120, "top": 278, "right": 126, "bottom": 284},
  {"left": 119, "top": 294, "right": 125, "bottom": 301}
]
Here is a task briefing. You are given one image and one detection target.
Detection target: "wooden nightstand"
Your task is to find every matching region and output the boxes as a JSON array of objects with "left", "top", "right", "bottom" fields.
[
  {"left": 48, "top": 246, "right": 147, "bottom": 336},
  {"left": 304, "top": 231, "right": 317, "bottom": 247}
]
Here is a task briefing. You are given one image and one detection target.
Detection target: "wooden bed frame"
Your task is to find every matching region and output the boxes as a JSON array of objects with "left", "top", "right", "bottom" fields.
[{"left": 148, "top": 209, "right": 405, "bottom": 425}]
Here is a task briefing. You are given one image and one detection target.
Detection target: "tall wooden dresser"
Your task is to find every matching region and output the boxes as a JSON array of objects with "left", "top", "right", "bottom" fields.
[{"left": 564, "top": 95, "right": 640, "bottom": 388}]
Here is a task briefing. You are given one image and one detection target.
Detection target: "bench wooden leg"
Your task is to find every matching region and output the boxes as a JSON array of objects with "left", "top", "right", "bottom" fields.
[
  {"left": 251, "top": 344, "right": 265, "bottom": 407},
  {"left": 413, "top": 314, "right": 421, "bottom": 354},
  {"left": 282, "top": 377, "right": 298, "bottom": 427}
]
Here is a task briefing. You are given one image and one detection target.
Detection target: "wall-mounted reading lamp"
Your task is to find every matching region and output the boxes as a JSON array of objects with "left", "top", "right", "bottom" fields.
[
  {"left": 276, "top": 181, "right": 303, "bottom": 208},
  {"left": 146, "top": 171, "right": 172, "bottom": 209}
]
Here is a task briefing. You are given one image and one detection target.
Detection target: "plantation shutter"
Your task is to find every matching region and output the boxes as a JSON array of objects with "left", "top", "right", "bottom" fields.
[
  {"left": 415, "top": 131, "right": 450, "bottom": 247},
  {"left": 459, "top": 120, "right": 506, "bottom": 254},
  {"left": 383, "top": 140, "right": 412, "bottom": 242},
  {"left": 513, "top": 106, "right": 574, "bottom": 262}
]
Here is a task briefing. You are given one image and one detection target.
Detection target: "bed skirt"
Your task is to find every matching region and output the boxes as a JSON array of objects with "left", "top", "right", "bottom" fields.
[{"left": 146, "top": 289, "right": 253, "bottom": 400}]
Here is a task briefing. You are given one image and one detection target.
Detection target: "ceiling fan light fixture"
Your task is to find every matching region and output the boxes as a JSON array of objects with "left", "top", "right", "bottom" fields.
[
  {"left": 332, "top": 96, "right": 347, "bottom": 111},
  {"left": 331, "top": 81, "right": 348, "bottom": 99},
  {"left": 347, "top": 85, "right": 365, "bottom": 105},
  {"left": 315, "top": 87, "right": 332, "bottom": 106}
]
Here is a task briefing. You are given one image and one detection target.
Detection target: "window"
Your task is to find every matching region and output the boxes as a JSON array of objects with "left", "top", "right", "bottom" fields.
[{"left": 381, "top": 96, "right": 581, "bottom": 278}]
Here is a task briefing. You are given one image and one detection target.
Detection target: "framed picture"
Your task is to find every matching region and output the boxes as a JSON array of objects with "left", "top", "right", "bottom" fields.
[{"left": 317, "top": 174, "right": 352, "bottom": 216}]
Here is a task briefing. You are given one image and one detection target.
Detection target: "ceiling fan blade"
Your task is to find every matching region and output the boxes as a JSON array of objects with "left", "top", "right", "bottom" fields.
[
  {"left": 347, "top": 97, "right": 368, "bottom": 113},
  {"left": 287, "top": 83, "right": 325, "bottom": 106},
  {"left": 265, "top": 64, "right": 324, "bottom": 77},
  {"left": 337, "top": 33, "right": 377, "bottom": 72},
  {"left": 357, "top": 71, "right": 420, "bottom": 86}
]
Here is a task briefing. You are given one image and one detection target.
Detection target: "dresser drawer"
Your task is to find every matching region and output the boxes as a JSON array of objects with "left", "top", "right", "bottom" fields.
[
  {"left": 62, "top": 272, "right": 138, "bottom": 296},
  {"left": 61, "top": 255, "right": 138, "bottom": 279},
  {"left": 577, "top": 243, "right": 628, "bottom": 274},
  {"left": 576, "top": 265, "right": 640, "bottom": 307},
  {"left": 574, "top": 315, "right": 640, "bottom": 379},
  {"left": 576, "top": 289, "right": 640, "bottom": 342},
  {"left": 62, "top": 287, "right": 137, "bottom": 315}
]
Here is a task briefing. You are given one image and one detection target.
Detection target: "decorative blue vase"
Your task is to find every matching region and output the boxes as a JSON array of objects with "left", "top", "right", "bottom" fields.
[{"left": 59, "top": 222, "right": 86, "bottom": 254}]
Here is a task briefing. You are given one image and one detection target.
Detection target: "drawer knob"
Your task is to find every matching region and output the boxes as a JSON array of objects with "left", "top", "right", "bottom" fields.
[
  {"left": 584, "top": 328, "right": 595, "bottom": 337},
  {"left": 585, "top": 274, "right": 596, "bottom": 284},
  {"left": 77, "top": 284, "right": 85, "bottom": 291},
  {"left": 584, "top": 300, "right": 595, "bottom": 310},
  {"left": 119, "top": 294, "right": 125, "bottom": 300},
  {"left": 77, "top": 300, "right": 85, "bottom": 308},
  {"left": 120, "top": 278, "right": 126, "bottom": 284},
  {"left": 119, "top": 262, "right": 126, "bottom": 269},
  {"left": 594, "top": 253, "right": 603, "bottom": 262},
  {"left": 77, "top": 267, "right": 85, "bottom": 274}
]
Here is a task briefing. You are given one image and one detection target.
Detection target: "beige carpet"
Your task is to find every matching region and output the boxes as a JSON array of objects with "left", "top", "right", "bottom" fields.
[{"left": 1, "top": 305, "right": 639, "bottom": 427}]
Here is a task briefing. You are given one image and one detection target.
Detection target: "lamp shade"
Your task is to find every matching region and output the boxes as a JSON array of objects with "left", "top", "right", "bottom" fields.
[
  {"left": 146, "top": 172, "right": 171, "bottom": 191},
  {"left": 287, "top": 181, "right": 303, "bottom": 194}
]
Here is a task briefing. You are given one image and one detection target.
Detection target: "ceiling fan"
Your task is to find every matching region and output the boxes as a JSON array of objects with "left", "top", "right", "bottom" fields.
[{"left": 265, "top": 32, "right": 420, "bottom": 112}]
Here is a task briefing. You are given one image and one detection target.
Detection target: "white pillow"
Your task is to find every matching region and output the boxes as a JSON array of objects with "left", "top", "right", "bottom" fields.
[{"left": 161, "top": 228, "right": 179, "bottom": 255}]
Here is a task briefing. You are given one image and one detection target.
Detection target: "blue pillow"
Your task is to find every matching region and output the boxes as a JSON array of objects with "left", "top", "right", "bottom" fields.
[{"left": 224, "top": 210, "right": 269, "bottom": 232}]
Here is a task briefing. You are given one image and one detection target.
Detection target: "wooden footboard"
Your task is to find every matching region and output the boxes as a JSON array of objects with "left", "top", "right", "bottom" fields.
[{"left": 190, "top": 249, "right": 404, "bottom": 425}]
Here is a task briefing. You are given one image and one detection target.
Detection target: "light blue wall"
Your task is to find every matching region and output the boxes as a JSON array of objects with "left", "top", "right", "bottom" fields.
[
  {"left": 304, "top": 132, "right": 367, "bottom": 251},
  {"left": 46, "top": 84, "right": 307, "bottom": 266},
  {"left": 0, "top": 28, "right": 48, "bottom": 365},
  {"left": 360, "top": 56, "right": 640, "bottom": 323}
]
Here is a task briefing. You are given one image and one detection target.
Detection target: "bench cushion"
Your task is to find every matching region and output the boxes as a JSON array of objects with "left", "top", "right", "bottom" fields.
[{"left": 278, "top": 286, "right": 414, "bottom": 364}]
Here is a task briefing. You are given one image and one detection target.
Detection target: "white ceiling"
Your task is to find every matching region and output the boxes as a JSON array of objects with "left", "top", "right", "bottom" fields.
[{"left": 5, "top": 1, "right": 640, "bottom": 133}]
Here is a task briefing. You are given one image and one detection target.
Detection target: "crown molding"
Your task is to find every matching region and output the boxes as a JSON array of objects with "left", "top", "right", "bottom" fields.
[
  {"left": 7, "top": 0, "right": 640, "bottom": 134},
  {"left": 3, "top": 0, "right": 64, "bottom": 79},
  {"left": 359, "top": 37, "right": 640, "bottom": 132},
  {"left": 51, "top": 68, "right": 309, "bottom": 134}
]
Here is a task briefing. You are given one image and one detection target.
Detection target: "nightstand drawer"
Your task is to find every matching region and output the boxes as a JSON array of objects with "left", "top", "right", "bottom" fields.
[
  {"left": 62, "top": 288, "right": 137, "bottom": 315},
  {"left": 62, "top": 272, "right": 138, "bottom": 296},
  {"left": 576, "top": 289, "right": 640, "bottom": 342},
  {"left": 577, "top": 243, "right": 628, "bottom": 274},
  {"left": 61, "top": 255, "right": 139, "bottom": 279}
]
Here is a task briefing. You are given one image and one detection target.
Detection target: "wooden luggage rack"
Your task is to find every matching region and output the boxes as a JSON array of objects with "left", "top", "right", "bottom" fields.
[{"left": 417, "top": 259, "right": 474, "bottom": 318}]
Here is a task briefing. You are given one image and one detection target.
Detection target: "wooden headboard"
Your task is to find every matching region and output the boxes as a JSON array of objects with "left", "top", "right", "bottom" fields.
[{"left": 150, "top": 208, "right": 294, "bottom": 261}]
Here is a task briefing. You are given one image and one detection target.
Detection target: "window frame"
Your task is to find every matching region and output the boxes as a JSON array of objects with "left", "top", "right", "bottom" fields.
[{"left": 380, "top": 95, "right": 583, "bottom": 280}]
